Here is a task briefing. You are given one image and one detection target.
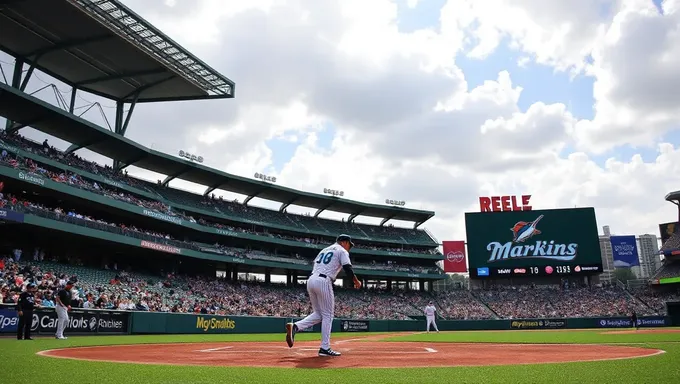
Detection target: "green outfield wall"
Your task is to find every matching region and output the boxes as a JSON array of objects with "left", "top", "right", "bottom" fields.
[
  {"left": 1, "top": 305, "right": 675, "bottom": 336},
  {"left": 126, "top": 312, "right": 675, "bottom": 335}
]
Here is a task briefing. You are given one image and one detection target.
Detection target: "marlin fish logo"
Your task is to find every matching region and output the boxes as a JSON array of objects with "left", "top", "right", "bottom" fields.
[{"left": 510, "top": 215, "right": 544, "bottom": 243}]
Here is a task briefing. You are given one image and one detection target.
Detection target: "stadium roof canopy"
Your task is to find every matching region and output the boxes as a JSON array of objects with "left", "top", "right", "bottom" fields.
[
  {"left": 666, "top": 190, "right": 680, "bottom": 203},
  {"left": 0, "top": 0, "right": 235, "bottom": 103},
  {"left": 0, "top": 83, "right": 436, "bottom": 227}
]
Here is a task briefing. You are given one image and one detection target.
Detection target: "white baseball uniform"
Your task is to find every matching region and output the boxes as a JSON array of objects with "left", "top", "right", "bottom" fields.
[
  {"left": 425, "top": 304, "right": 439, "bottom": 332},
  {"left": 55, "top": 304, "right": 69, "bottom": 338},
  {"left": 294, "top": 243, "right": 351, "bottom": 350}
]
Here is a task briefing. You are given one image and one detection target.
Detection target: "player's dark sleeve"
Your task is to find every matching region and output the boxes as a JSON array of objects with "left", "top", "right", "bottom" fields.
[
  {"left": 342, "top": 264, "right": 357, "bottom": 281},
  {"left": 17, "top": 292, "right": 26, "bottom": 310}
]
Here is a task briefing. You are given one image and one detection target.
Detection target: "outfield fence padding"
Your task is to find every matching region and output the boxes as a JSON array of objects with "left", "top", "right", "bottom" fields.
[{"left": 0, "top": 304, "right": 675, "bottom": 336}]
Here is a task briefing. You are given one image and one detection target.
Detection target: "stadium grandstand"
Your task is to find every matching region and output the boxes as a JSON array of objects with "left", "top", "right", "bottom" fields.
[
  {"left": 0, "top": 0, "right": 443, "bottom": 294},
  {"left": 1, "top": 0, "right": 679, "bottom": 323},
  {"left": 648, "top": 191, "right": 680, "bottom": 285}
]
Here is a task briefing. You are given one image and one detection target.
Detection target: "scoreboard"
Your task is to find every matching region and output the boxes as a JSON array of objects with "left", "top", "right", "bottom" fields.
[{"left": 465, "top": 207, "right": 602, "bottom": 279}]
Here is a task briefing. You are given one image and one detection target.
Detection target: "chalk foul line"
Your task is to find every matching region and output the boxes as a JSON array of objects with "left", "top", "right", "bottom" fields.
[
  {"left": 194, "top": 345, "right": 437, "bottom": 355},
  {"left": 196, "top": 346, "right": 233, "bottom": 352}
]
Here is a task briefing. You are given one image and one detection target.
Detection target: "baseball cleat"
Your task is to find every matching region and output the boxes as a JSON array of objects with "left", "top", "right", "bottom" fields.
[
  {"left": 285, "top": 323, "right": 297, "bottom": 348},
  {"left": 318, "top": 348, "right": 341, "bottom": 357}
]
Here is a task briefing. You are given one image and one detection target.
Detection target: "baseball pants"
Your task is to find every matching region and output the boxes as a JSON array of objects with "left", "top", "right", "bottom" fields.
[
  {"left": 426, "top": 316, "right": 438, "bottom": 332},
  {"left": 294, "top": 275, "right": 334, "bottom": 350},
  {"left": 55, "top": 305, "right": 69, "bottom": 338},
  {"left": 17, "top": 310, "right": 33, "bottom": 340}
]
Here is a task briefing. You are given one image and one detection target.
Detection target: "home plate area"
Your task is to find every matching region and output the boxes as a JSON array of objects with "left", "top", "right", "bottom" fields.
[{"left": 39, "top": 340, "right": 664, "bottom": 369}]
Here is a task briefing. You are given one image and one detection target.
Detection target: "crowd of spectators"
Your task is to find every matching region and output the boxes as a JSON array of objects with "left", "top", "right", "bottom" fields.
[
  {"left": 632, "top": 287, "right": 680, "bottom": 314},
  {"left": 474, "top": 284, "right": 656, "bottom": 318},
  {"left": 1, "top": 133, "right": 437, "bottom": 258},
  {"left": 434, "top": 290, "right": 493, "bottom": 320},
  {"left": 0, "top": 257, "right": 425, "bottom": 320},
  {"left": 0, "top": 131, "right": 437, "bottom": 246},
  {"left": 0, "top": 192, "right": 437, "bottom": 275},
  {"left": 652, "top": 262, "right": 680, "bottom": 281},
  {"left": 2, "top": 255, "right": 675, "bottom": 320}
]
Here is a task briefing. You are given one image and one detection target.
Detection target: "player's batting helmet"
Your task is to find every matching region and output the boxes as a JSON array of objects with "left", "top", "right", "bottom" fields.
[{"left": 336, "top": 234, "right": 355, "bottom": 248}]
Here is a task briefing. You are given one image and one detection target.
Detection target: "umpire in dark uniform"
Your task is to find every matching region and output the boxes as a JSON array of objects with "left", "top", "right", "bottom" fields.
[{"left": 17, "top": 283, "right": 37, "bottom": 340}]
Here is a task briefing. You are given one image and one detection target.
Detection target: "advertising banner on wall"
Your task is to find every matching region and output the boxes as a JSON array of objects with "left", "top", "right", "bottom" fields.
[
  {"left": 442, "top": 241, "right": 467, "bottom": 273},
  {"left": 0, "top": 307, "right": 129, "bottom": 334},
  {"left": 0, "top": 208, "right": 24, "bottom": 223},
  {"left": 340, "top": 320, "right": 369, "bottom": 332},
  {"left": 0, "top": 308, "right": 19, "bottom": 333},
  {"left": 510, "top": 319, "right": 566, "bottom": 329},
  {"left": 610, "top": 235, "right": 640, "bottom": 267}
]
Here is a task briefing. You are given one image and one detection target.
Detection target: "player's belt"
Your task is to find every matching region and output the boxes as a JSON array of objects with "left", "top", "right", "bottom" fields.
[{"left": 315, "top": 273, "right": 335, "bottom": 282}]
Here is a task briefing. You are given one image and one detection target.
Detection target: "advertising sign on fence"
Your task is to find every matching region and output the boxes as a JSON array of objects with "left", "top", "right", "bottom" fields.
[
  {"left": 510, "top": 319, "right": 566, "bottom": 329},
  {"left": 0, "top": 307, "right": 128, "bottom": 334},
  {"left": 341, "top": 320, "right": 369, "bottom": 332},
  {"left": 610, "top": 235, "right": 640, "bottom": 267},
  {"left": 636, "top": 316, "right": 668, "bottom": 327},
  {"left": 597, "top": 318, "right": 633, "bottom": 328},
  {"left": 0, "top": 208, "right": 24, "bottom": 223},
  {"left": 0, "top": 308, "right": 19, "bottom": 333}
]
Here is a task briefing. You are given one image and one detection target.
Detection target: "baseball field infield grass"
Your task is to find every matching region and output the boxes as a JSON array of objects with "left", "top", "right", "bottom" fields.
[{"left": 1, "top": 329, "right": 679, "bottom": 384}]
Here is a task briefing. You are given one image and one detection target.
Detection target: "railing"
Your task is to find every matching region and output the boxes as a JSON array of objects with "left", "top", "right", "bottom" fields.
[
  {"left": 9, "top": 203, "right": 199, "bottom": 252},
  {"left": 616, "top": 280, "right": 626, "bottom": 290},
  {"left": 424, "top": 227, "right": 439, "bottom": 244}
]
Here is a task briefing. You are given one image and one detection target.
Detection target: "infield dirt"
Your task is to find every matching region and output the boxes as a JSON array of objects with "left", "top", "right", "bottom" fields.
[{"left": 39, "top": 337, "right": 664, "bottom": 369}]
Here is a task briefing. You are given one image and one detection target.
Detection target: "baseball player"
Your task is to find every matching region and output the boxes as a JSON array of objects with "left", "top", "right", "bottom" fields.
[
  {"left": 425, "top": 301, "right": 439, "bottom": 333},
  {"left": 286, "top": 234, "right": 362, "bottom": 357},
  {"left": 55, "top": 280, "right": 74, "bottom": 339},
  {"left": 17, "top": 283, "right": 37, "bottom": 340}
]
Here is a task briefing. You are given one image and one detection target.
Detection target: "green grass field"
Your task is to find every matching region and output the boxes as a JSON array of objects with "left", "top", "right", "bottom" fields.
[{"left": 1, "top": 329, "right": 679, "bottom": 384}]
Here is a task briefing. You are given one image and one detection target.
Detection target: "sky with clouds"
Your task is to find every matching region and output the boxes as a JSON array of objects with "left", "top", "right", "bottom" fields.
[{"left": 2, "top": 0, "right": 680, "bottom": 245}]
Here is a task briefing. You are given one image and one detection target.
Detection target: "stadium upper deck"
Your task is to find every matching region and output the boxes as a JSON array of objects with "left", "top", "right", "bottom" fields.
[
  {"left": 0, "top": 0, "right": 438, "bottom": 246},
  {"left": 0, "top": 141, "right": 444, "bottom": 283},
  {"left": 0, "top": 133, "right": 440, "bottom": 249}
]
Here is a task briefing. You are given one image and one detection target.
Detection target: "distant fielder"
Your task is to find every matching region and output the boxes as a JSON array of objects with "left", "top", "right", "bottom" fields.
[
  {"left": 425, "top": 301, "right": 439, "bottom": 333},
  {"left": 286, "top": 234, "right": 362, "bottom": 357}
]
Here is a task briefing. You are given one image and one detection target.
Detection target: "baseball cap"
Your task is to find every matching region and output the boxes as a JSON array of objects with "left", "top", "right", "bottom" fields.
[
  {"left": 336, "top": 234, "right": 355, "bottom": 248},
  {"left": 66, "top": 280, "right": 75, "bottom": 286},
  {"left": 28, "top": 283, "right": 37, "bottom": 288}
]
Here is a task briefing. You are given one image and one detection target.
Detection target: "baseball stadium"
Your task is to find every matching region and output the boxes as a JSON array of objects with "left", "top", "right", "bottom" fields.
[{"left": 1, "top": 1, "right": 679, "bottom": 383}]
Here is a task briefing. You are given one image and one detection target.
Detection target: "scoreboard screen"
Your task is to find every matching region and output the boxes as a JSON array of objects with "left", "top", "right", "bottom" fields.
[{"left": 465, "top": 207, "right": 602, "bottom": 279}]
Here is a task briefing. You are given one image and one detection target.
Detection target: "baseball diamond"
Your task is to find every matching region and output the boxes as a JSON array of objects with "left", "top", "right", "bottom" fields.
[{"left": 36, "top": 338, "right": 665, "bottom": 369}]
